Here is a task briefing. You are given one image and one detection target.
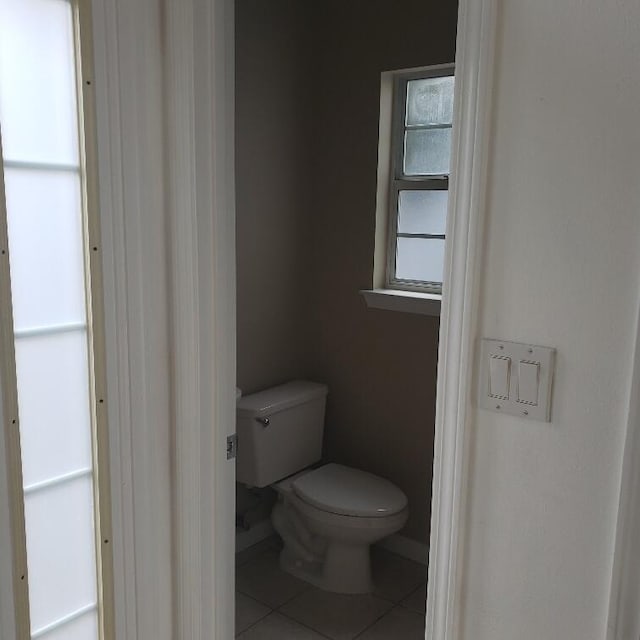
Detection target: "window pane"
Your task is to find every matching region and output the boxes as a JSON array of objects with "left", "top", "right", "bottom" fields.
[
  {"left": 404, "top": 128, "right": 451, "bottom": 176},
  {"left": 406, "top": 76, "right": 454, "bottom": 126},
  {"left": 0, "top": 0, "right": 79, "bottom": 165},
  {"left": 4, "top": 168, "right": 86, "bottom": 331},
  {"left": 41, "top": 611, "right": 98, "bottom": 640},
  {"left": 397, "top": 190, "right": 448, "bottom": 235},
  {"left": 395, "top": 237, "right": 445, "bottom": 284},
  {"left": 0, "top": 0, "right": 78, "bottom": 164},
  {"left": 15, "top": 331, "right": 92, "bottom": 487},
  {"left": 24, "top": 475, "right": 97, "bottom": 632}
]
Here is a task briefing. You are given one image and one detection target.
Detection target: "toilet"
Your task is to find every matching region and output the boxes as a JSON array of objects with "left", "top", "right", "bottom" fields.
[{"left": 236, "top": 380, "right": 408, "bottom": 594}]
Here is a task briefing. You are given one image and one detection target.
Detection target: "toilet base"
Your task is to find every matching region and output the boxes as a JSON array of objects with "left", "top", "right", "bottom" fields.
[
  {"left": 272, "top": 498, "right": 375, "bottom": 594},
  {"left": 279, "top": 542, "right": 373, "bottom": 594}
]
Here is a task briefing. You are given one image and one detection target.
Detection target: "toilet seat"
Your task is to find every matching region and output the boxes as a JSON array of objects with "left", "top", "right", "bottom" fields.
[{"left": 292, "top": 463, "right": 407, "bottom": 518}]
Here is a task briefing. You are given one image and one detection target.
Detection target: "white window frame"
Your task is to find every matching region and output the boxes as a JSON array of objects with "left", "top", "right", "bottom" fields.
[
  {"left": 386, "top": 65, "right": 455, "bottom": 295},
  {"left": 362, "top": 62, "right": 456, "bottom": 317}
]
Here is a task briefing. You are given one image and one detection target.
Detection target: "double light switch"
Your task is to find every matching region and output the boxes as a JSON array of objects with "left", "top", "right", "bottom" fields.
[{"left": 479, "top": 339, "right": 555, "bottom": 421}]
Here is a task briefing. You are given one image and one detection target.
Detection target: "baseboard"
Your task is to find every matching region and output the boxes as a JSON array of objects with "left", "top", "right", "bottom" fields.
[
  {"left": 235, "top": 519, "right": 275, "bottom": 553},
  {"left": 376, "top": 533, "right": 428, "bottom": 565}
]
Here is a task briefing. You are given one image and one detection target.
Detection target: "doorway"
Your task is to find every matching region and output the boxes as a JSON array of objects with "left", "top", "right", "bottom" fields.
[{"left": 233, "top": 1, "right": 454, "bottom": 638}]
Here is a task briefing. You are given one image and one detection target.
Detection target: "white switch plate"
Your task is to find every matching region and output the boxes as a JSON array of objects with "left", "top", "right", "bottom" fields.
[{"left": 478, "top": 338, "right": 556, "bottom": 422}]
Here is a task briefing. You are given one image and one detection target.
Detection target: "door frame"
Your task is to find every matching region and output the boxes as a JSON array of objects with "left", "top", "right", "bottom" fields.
[
  {"left": 164, "top": 0, "right": 236, "bottom": 638},
  {"left": 606, "top": 292, "right": 640, "bottom": 640},
  {"left": 425, "top": 0, "right": 497, "bottom": 637},
  {"left": 0, "top": 0, "right": 497, "bottom": 638},
  {"left": 89, "top": 0, "right": 174, "bottom": 637},
  {"left": 164, "top": 0, "right": 498, "bottom": 639},
  {"left": 97, "top": 1, "right": 640, "bottom": 638}
]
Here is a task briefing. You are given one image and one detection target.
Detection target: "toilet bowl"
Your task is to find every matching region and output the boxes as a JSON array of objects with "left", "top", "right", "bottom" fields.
[
  {"left": 236, "top": 380, "right": 409, "bottom": 594},
  {"left": 271, "top": 463, "right": 408, "bottom": 594}
]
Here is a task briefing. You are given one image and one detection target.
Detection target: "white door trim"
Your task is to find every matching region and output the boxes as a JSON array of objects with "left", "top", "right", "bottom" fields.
[
  {"left": 163, "top": 0, "right": 496, "bottom": 637},
  {"left": 164, "top": 0, "right": 236, "bottom": 638},
  {"left": 425, "top": 0, "right": 497, "bottom": 638},
  {"left": 607, "top": 293, "right": 640, "bottom": 640},
  {"left": 90, "top": 0, "right": 173, "bottom": 637}
]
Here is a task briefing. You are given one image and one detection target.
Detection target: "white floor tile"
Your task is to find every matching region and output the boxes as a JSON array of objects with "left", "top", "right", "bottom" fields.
[
  {"left": 280, "top": 588, "right": 393, "bottom": 640},
  {"left": 371, "top": 548, "right": 426, "bottom": 603},
  {"left": 236, "top": 549, "right": 310, "bottom": 608},
  {"left": 400, "top": 583, "right": 426, "bottom": 614},
  {"left": 356, "top": 606, "right": 425, "bottom": 640},
  {"left": 236, "top": 592, "right": 271, "bottom": 636},
  {"left": 237, "top": 612, "right": 326, "bottom": 639}
]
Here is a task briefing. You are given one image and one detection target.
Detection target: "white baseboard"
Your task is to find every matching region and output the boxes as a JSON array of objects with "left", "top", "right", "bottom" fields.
[
  {"left": 235, "top": 519, "right": 275, "bottom": 553},
  {"left": 376, "top": 534, "right": 429, "bottom": 565}
]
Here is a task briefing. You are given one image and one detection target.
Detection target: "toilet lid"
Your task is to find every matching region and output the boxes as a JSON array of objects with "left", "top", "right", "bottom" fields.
[{"left": 291, "top": 464, "right": 408, "bottom": 518}]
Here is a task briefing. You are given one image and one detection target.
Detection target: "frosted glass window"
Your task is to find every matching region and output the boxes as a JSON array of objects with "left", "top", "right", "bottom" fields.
[
  {"left": 406, "top": 76, "right": 454, "bottom": 126},
  {"left": 14, "top": 331, "right": 92, "bottom": 487},
  {"left": 24, "top": 476, "right": 97, "bottom": 632},
  {"left": 404, "top": 128, "right": 452, "bottom": 176},
  {"left": 4, "top": 168, "right": 86, "bottom": 331},
  {"left": 0, "top": 0, "right": 79, "bottom": 165},
  {"left": 385, "top": 68, "right": 454, "bottom": 292},
  {"left": 397, "top": 190, "right": 448, "bottom": 236},
  {"left": 0, "top": 0, "right": 103, "bottom": 637},
  {"left": 395, "top": 238, "right": 445, "bottom": 284},
  {"left": 38, "top": 610, "right": 98, "bottom": 640}
]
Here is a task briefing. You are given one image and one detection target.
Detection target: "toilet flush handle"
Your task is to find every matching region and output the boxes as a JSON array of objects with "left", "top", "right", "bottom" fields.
[{"left": 256, "top": 417, "right": 270, "bottom": 427}]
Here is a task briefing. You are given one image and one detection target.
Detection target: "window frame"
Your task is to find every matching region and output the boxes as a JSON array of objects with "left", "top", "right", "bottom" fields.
[{"left": 385, "top": 64, "right": 455, "bottom": 295}]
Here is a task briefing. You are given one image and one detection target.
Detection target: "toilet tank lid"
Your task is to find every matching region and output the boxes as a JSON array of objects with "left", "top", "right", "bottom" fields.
[
  {"left": 236, "top": 380, "right": 328, "bottom": 418},
  {"left": 292, "top": 463, "right": 408, "bottom": 518}
]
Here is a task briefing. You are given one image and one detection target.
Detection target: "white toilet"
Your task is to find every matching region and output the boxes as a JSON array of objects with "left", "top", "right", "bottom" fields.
[{"left": 236, "top": 380, "right": 408, "bottom": 594}]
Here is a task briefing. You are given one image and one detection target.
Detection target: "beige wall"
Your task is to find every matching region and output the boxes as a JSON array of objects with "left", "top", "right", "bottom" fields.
[
  {"left": 235, "top": 0, "right": 314, "bottom": 394},
  {"left": 236, "top": 0, "right": 458, "bottom": 543},
  {"left": 459, "top": 1, "right": 640, "bottom": 638},
  {"left": 307, "top": 1, "right": 457, "bottom": 543}
]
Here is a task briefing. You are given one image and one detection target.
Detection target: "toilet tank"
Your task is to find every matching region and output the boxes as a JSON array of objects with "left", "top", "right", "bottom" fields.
[{"left": 236, "top": 380, "right": 328, "bottom": 488}]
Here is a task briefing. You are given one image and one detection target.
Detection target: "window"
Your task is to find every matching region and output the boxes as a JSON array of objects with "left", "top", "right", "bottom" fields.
[
  {"left": 386, "top": 66, "right": 454, "bottom": 295},
  {"left": 0, "top": 0, "right": 112, "bottom": 637}
]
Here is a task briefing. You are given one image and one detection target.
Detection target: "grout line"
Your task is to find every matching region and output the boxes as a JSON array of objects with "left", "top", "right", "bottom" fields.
[
  {"left": 372, "top": 592, "right": 398, "bottom": 606},
  {"left": 351, "top": 604, "right": 401, "bottom": 640},
  {"left": 274, "top": 609, "right": 334, "bottom": 639},
  {"left": 235, "top": 547, "right": 312, "bottom": 610},
  {"left": 236, "top": 591, "right": 272, "bottom": 610},
  {"left": 234, "top": 604, "right": 272, "bottom": 638},
  {"left": 397, "top": 583, "right": 427, "bottom": 614},
  {"left": 273, "top": 581, "right": 314, "bottom": 610},
  {"left": 235, "top": 536, "right": 280, "bottom": 568}
]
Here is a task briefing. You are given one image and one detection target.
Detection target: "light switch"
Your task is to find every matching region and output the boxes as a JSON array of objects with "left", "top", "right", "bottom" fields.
[
  {"left": 488, "top": 356, "right": 510, "bottom": 399},
  {"left": 518, "top": 361, "right": 540, "bottom": 405},
  {"left": 478, "top": 339, "right": 556, "bottom": 421}
]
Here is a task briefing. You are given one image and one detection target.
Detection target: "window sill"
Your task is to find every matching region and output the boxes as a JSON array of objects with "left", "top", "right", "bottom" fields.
[{"left": 360, "top": 288, "right": 441, "bottom": 316}]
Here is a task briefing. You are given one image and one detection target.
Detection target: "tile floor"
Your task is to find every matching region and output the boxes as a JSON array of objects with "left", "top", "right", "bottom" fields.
[{"left": 235, "top": 540, "right": 427, "bottom": 639}]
